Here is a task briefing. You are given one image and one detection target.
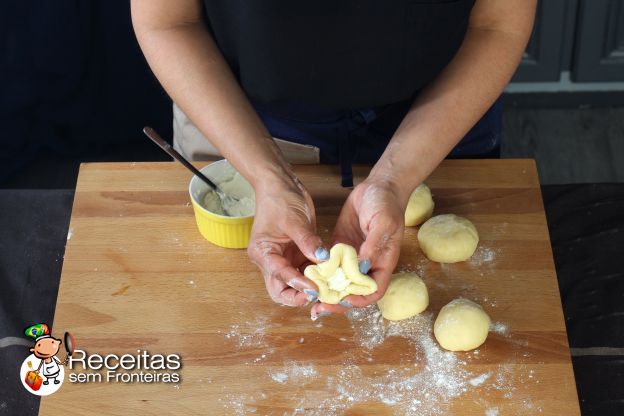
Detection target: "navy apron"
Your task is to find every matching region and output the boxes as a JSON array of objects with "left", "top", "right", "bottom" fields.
[{"left": 254, "top": 98, "right": 502, "bottom": 187}]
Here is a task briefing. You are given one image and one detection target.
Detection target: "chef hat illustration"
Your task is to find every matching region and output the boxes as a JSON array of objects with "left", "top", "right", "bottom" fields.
[{"left": 24, "top": 323, "right": 51, "bottom": 341}]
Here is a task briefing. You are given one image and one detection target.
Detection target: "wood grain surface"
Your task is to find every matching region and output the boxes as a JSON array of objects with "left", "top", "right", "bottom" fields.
[{"left": 39, "top": 160, "right": 580, "bottom": 415}]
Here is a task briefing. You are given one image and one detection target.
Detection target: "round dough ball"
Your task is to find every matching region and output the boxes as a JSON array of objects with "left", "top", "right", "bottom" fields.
[
  {"left": 404, "top": 184, "right": 434, "bottom": 227},
  {"left": 417, "top": 214, "right": 479, "bottom": 263},
  {"left": 434, "top": 298, "right": 491, "bottom": 351},
  {"left": 377, "top": 272, "right": 429, "bottom": 320}
]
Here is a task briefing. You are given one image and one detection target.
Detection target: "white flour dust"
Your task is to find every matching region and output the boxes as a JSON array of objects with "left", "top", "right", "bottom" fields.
[
  {"left": 218, "top": 305, "right": 541, "bottom": 415},
  {"left": 348, "top": 306, "right": 386, "bottom": 349},
  {"left": 470, "top": 246, "right": 498, "bottom": 266},
  {"left": 219, "top": 392, "right": 264, "bottom": 415},
  {"left": 490, "top": 321, "right": 509, "bottom": 336},
  {"left": 269, "top": 362, "right": 318, "bottom": 385},
  {"left": 305, "top": 307, "right": 473, "bottom": 416},
  {"left": 469, "top": 373, "right": 491, "bottom": 386},
  {"left": 270, "top": 372, "right": 288, "bottom": 383},
  {"left": 399, "top": 257, "right": 431, "bottom": 278},
  {"left": 224, "top": 316, "right": 269, "bottom": 349}
]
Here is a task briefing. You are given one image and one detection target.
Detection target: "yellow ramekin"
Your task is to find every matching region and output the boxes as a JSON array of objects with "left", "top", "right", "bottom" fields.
[{"left": 188, "top": 160, "right": 254, "bottom": 249}]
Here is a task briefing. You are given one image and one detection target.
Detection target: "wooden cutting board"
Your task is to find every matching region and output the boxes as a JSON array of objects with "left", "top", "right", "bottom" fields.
[{"left": 40, "top": 160, "right": 580, "bottom": 415}]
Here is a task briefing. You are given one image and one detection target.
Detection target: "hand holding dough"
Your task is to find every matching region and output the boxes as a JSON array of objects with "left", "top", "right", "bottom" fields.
[
  {"left": 304, "top": 243, "right": 377, "bottom": 304},
  {"left": 404, "top": 184, "right": 434, "bottom": 227},
  {"left": 434, "top": 298, "right": 490, "bottom": 351},
  {"left": 417, "top": 214, "right": 479, "bottom": 263},
  {"left": 377, "top": 272, "right": 429, "bottom": 320}
]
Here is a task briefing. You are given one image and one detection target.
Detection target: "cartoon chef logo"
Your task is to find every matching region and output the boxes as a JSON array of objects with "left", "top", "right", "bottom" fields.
[{"left": 20, "top": 323, "right": 75, "bottom": 396}]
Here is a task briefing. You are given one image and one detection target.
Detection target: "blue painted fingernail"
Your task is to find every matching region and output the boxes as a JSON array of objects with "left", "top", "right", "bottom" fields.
[
  {"left": 307, "top": 295, "right": 318, "bottom": 303},
  {"left": 318, "top": 311, "right": 332, "bottom": 317},
  {"left": 340, "top": 300, "right": 353, "bottom": 308},
  {"left": 315, "top": 247, "right": 330, "bottom": 261},
  {"left": 359, "top": 259, "right": 371, "bottom": 274},
  {"left": 304, "top": 289, "right": 319, "bottom": 298}
]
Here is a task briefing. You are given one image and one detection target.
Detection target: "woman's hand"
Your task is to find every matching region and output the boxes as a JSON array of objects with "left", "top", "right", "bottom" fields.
[
  {"left": 247, "top": 176, "right": 329, "bottom": 307},
  {"left": 310, "top": 178, "right": 408, "bottom": 318}
]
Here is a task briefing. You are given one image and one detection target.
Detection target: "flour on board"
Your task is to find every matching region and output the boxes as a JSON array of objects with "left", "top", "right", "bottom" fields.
[{"left": 219, "top": 305, "right": 541, "bottom": 415}]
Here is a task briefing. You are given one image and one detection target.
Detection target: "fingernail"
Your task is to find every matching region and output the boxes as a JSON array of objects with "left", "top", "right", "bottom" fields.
[
  {"left": 340, "top": 300, "right": 353, "bottom": 308},
  {"left": 304, "top": 289, "right": 319, "bottom": 298},
  {"left": 315, "top": 247, "right": 330, "bottom": 261},
  {"left": 359, "top": 259, "right": 371, "bottom": 274},
  {"left": 307, "top": 295, "right": 318, "bottom": 303}
]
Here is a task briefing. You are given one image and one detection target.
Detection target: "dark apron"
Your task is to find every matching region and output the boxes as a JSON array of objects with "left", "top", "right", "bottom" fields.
[{"left": 254, "top": 98, "right": 503, "bottom": 187}]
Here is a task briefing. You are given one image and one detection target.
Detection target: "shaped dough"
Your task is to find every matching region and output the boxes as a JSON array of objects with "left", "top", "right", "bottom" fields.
[
  {"left": 434, "top": 298, "right": 490, "bottom": 351},
  {"left": 404, "top": 184, "right": 434, "bottom": 227},
  {"left": 417, "top": 214, "right": 479, "bottom": 263},
  {"left": 304, "top": 243, "right": 377, "bottom": 304},
  {"left": 377, "top": 272, "right": 429, "bottom": 320}
]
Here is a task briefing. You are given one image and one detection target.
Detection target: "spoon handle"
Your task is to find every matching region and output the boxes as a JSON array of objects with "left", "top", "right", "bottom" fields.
[{"left": 143, "top": 126, "right": 219, "bottom": 191}]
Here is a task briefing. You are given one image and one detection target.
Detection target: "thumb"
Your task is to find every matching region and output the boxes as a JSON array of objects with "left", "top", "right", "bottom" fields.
[
  {"left": 357, "top": 214, "right": 401, "bottom": 275},
  {"left": 289, "top": 222, "right": 329, "bottom": 264},
  {"left": 357, "top": 225, "right": 400, "bottom": 303},
  {"left": 356, "top": 224, "right": 386, "bottom": 275}
]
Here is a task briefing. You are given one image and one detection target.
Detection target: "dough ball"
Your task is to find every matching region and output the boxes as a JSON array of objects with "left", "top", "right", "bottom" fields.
[
  {"left": 377, "top": 272, "right": 429, "bottom": 320},
  {"left": 417, "top": 214, "right": 479, "bottom": 263},
  {"left": 434, "top": 298, "right": 490, "bottom": 351},
  {"left": 404, "top": 184, "right": 434, "bottom": 227}
]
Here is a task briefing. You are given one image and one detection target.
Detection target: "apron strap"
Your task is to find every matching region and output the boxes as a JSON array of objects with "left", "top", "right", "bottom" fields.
[
  {"left": 338, "top": 134, "right": 354, "bottom": 188},
  {"left": 338, "top": 108, "right": 380, "bottom": 188}
]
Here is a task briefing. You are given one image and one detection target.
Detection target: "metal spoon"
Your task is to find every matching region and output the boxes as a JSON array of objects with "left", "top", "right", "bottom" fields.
[{"left": 143, "top": 126, "right": 239, "bottom": 216}]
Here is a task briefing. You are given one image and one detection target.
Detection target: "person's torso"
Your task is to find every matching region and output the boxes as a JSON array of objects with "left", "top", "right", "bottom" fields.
[{"left": 202, "top": 0, "right": 475, "bottom": 110}]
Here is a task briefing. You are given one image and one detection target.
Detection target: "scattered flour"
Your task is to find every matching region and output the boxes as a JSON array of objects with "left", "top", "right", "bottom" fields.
[
  {"left": 219, "top": 393, "right": 261, "bottom": 415},
  {"left": 309, "top": 308, "right": 473, "bottom": 416},
  {"left": 270, "top": 372, "right": 288, "bottom": 383},
  {"left": 252, "top": 351, "right": 273, "bottom": 363},
  {"left": 348, "top": 306, "right": 386, "bottom": 349},
  {"left": 225, "top": 316, "right": 269, "bottom": 348},
  {"left": 270, "top": 362, "right": 318, "bottom": 384},
  {"left": 220, "top": 306, "right": 538, "bottom": 415},
  {"left": 289, "top": 363, "right": 318, "bottom": 380},
  {"left": 470, "top": 246, "right": 497, "bottom": 266},
  {"left": 469, "top": 373, "right": 491, "bottom": 386},
  {"left": 486, "top": 407, "right": 499, "bottom": 416},
  {"left": 490, "top": 321, "right": 509, "bottom": 335}
]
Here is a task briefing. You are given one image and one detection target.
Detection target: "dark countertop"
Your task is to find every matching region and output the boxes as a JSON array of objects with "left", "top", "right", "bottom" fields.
[
  {"left": 0, "top": 190, "right": 74, "bottom": 415},
  {"left": 542, "top": 184, "right": 624, "bottom": 415},
  {"left": 0, "top": 185, "right": 622, "bottom": 415}
]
